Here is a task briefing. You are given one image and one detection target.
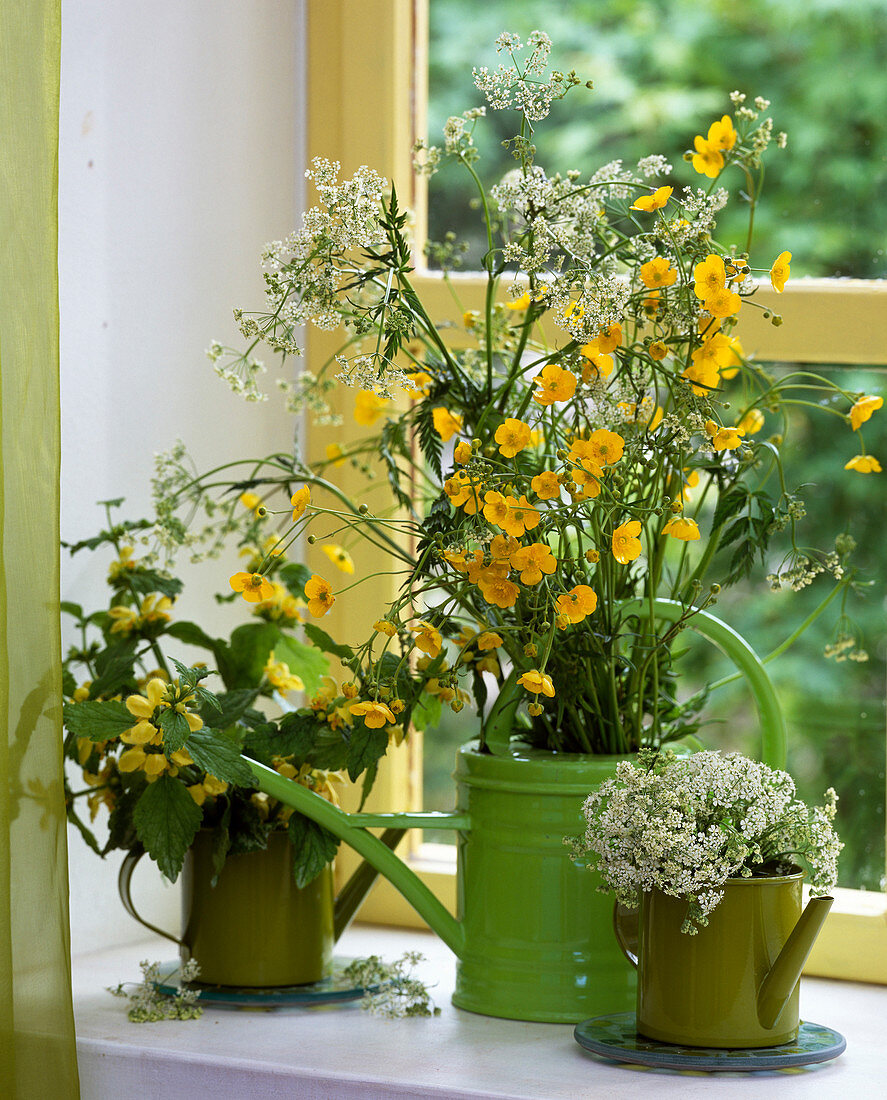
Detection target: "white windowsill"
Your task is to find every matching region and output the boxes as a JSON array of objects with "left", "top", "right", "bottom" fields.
[{"left": 75, "top": 923, "right": 885, "bottom": 1100}]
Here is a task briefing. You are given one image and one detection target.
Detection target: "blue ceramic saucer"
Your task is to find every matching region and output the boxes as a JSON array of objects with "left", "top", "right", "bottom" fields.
[{"left": 574, "top": 1013, "right": 846, "bottom": 1072}]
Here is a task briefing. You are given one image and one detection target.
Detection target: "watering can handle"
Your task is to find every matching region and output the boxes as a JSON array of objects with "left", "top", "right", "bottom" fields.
[
  {"left": 612, "top": 901, "right": 639, "bottom": 968},
  {"left": 623, "top": 599, "right": 786, "bottom": 768},
  {"left": 118, "top": 847, "right": 185, "bottom": 948}
]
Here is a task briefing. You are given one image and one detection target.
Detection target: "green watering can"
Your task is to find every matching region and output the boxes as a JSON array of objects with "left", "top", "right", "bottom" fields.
[{"left": 243, "top": 600, "right": 790, "bottom": 1023}]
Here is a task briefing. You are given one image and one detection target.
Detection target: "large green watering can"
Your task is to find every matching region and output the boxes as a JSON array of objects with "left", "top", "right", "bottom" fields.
[{"left": 246, "top": 600, "right": 788, "bottom": 1023}]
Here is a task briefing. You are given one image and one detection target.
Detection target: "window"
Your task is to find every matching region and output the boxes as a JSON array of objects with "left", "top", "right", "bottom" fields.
[{"left": 305, "top": 0, "right": 887, "bottom": 982}]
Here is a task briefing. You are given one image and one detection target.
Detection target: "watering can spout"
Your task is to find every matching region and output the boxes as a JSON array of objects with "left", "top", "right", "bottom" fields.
[
  {"left": 247, "top": 759, "right": 468, "bottom": 957},
  {"left": 757, "top": 894, "right": 833, "bottom": 1029}
]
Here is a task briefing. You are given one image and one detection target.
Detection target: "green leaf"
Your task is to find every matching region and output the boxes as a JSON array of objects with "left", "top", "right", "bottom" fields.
[
  {"left": 272, "top": 634, "right": 331, "bottom": 696},
  {"left": 61, "top": 600, "right": 84, "bottom": 620},
  {"left": 415, "top": 400, "right": 443, "bottom": 479},
  {"left": 117, "top": 568, "right": 183, "bottom": 600},
  {"left": 210, "top": 688, "right": 262, "bottom": 729},
  {"left": 279, "top": 562, "right": 312, "bottom": 599},
  {"left": 90, "top": 641, "right": 138, "bottom": 698},
  {"left": 287, "top": 813, "right": 340, "bottom": 888},
  {"left": 411, "top": 691, "right": 442, "bottom": 732},
  {"left": 186, "top": 729, "right": 256, "bottom": 786},
  {"left": 165, "top": 620, "right": 226, "bottom": 654},
  {"left": 302, "top": 623, "right": 354, "bottom": 662},
  {"left": 220, "top": 621, "right": 285, "bottom": 689},
  {"left": 132, "top": 773, "right": 202, "bottom": 881},
  {"left": 63, "top": 699, "right": 134, "bottom": 741},
  {"left": 346, "top": 722, "right": 388, "bottom": 783},
  {"left": 157, "top": 707, "right": 192, "bottom": 754}
]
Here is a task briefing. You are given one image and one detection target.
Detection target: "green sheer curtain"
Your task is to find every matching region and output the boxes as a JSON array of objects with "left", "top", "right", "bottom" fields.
[{"left": 1, "top": 2, "right": 80, "bottom": 1095}]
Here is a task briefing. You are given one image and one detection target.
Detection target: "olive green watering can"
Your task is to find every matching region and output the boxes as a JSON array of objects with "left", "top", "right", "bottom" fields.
[
  {"left": 614, "top": 871, "right": 833, "bottom": 1047},
  {"left": 243, "top": 600, "right": 790, "bottom": 1022},
  {"left": 119, "top": 825, "right": 409, "bottom": 987}
]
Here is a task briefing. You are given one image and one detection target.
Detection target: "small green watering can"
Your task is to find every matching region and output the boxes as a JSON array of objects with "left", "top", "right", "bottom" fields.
[
  {"left": 243, "top": 600, "right": 790, "bottom": 1023},
  {"left": 119, "top": 825, "right": 408, "bottom": 987},
  {"left": 614, "top": 871, "right": 833, "bottom": 1047}
]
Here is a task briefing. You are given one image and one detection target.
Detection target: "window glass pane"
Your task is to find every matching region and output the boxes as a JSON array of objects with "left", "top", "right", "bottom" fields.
[{"left": 428, "top": 0, "right": 887, "bottom": 277}]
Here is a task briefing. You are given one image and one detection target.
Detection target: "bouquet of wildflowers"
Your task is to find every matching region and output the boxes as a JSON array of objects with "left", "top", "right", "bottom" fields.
[
  {"left": 61, "top": 502, "right": 370, "bottom": 886},
  {"left": 152, "top": 31, "right": 876, "bottom": 766},
  {"left": 567, "top": 748, "right": 842, "bottom": 932}
]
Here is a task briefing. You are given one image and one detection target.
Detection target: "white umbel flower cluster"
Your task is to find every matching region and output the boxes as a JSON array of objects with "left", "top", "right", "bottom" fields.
[{"left": 568, "top": 749, "right": 842, "bottom": 933}]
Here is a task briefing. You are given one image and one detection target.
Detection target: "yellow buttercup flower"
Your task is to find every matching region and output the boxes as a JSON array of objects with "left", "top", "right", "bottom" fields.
[
  {"left": 691, "top": 135, "right": 724, "bottom": 178},
  {"left": 639, "top": 257, "right": 677, "bottom": 289},
  {"left": 583, "top": 324, "right": 622, "bottom": 356},
  {"left": 584, "top": 428, "right": 625, "bottom": 466},
  {"left": 501, "top": 495, "right": 541, "bottom": 538},
  {"left": 708, "top": 114, "right": 737, "bottom": 150},
  {"left": 432, "top": 406, "right": 463, "bottom": 442},
  {"left": 494, "top": 417, "right": 532, "bottom": 458},
  {"left": 844, "top": 454, "right": 882, "bottom": 473},
  {"left": 517, "top": 669, "right": 556, "bottom": 698},
  {"left": 322, "top": 544, "right": 355, "bottom": 574},
  {"left": 707, "top": 423, "right": 743, "bottom": 451},
  {"left": 304, "top": 574, "right": 335, "bottom": 617},
  {"left": 736, "top": 409, "right": 765, "bottom": 436},
  {"left": 505, "top": 291, "right": 532, "bottom": 311},
  {"left": 483, "top": 490, "right": 510, "bottom": 527},
  {"left": 476, "top": 572, "right": 520, "bottom": 609},
  {"left": 453, "top": 441, "right": 473, "bottom": 464},
  {"left": 849, "top": 395, "right": 883, "bottom": 431},
  {"left": 413, "top": 621, "right": 442, "bottom": 658},
  {"left": 631, "top": 185, "right": 672, "bottom": 212},
  {"left": 532, "top": 364, "right": 577, "bottom": 405},
  {"left": 326, "top": 443, "right": 347, "bottom": 467},
  {"left": 662, "top": 516, "right": 701, "bottom": 541},
  {"left": 404, "top": 371, "right": 433, "bottom": 398},
  {"left": 555, "top": 585, "right": 598, "bottom": 624},
  {"left": 477, "top": 631, "right": 503, "bottom": 651},
  {"left": 444, "top": 471, "right": 482, "bottom": 514},
  {"left": 612, "top": 520, "right": 643, "bottom": 564},
  {"left": 531, "top": 470, "right": 561, "bottom": 499},
  {"left": 693, "top": 254, "right": 726, "bottom": 300},
  {"left": 291, "top": 485, "right": 311, "bottom": 520},
  {"left": 769, "top": 251, "right": 792, "bottom": 293},
  {"left": 648, "top": 340, "right": 668, "bottom": 361},
  {"left": 510, "top": 542, "right": 557, "bottom": 585},
  {"left": 240, "top": 492, "right": 263, "bottom": 514},
  {"left": 230, "top": 571, "right": 275, "bottom": 603},
  {"left": 702, "top": 286, "right": 742, "bottom": 318},
  {"left": 354, "top": 389, "right": 390, "bottom": 426},
  {"left": 349, "top": 701, "right": 397, "bottom": 728},
  {"left": 374, "top": 619, "right": 397, "bottom": 637}
]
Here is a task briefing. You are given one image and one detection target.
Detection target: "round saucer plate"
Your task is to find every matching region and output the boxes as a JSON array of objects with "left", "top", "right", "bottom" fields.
[
  {"left": 154, "top": 957, "right": 375, "bottom": 1007},
  {"left": 574, "top": 1013, "right": 846, "bottom": 1072}
]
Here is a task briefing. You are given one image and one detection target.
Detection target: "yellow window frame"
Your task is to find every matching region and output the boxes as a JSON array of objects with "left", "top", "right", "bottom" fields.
[{"left": 304, "top": 0, "right": 887, "bottom": 982}]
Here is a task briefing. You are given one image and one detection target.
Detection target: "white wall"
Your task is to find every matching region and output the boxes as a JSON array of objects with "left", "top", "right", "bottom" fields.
[{"left": 59, "top": 1, "right": 306, "bottom": 954}]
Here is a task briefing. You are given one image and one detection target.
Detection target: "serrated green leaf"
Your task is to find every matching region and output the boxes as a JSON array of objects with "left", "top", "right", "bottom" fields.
[
  {"left": 117, "top": 568, "right": 183, "bottom": 600},
  {"left": 186, "top": 729, "right": 256, "bottom": 786},
  {"left": 157, "top": 707, "right": 192, "bottom": 754},
  {"left": 301, "top": 623, "right": 354, "bottom": 662},
  {"left": 346, "top": 722, "right": 388, "bottom": 782},
  {"left": 220, "top": 621, "right": 285, "bottom": 689},
  {"left": 287, "top": 813, "right": 339, "bottom": 888},
  {"left": 210, "top": 688, "right": 261, "bottom": 729},
  {"left": 132, "top": 773, "right": 202, "bottom": 881},
  {"left": 63, "top": 699, "right": 135, "bottom": 741}
]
